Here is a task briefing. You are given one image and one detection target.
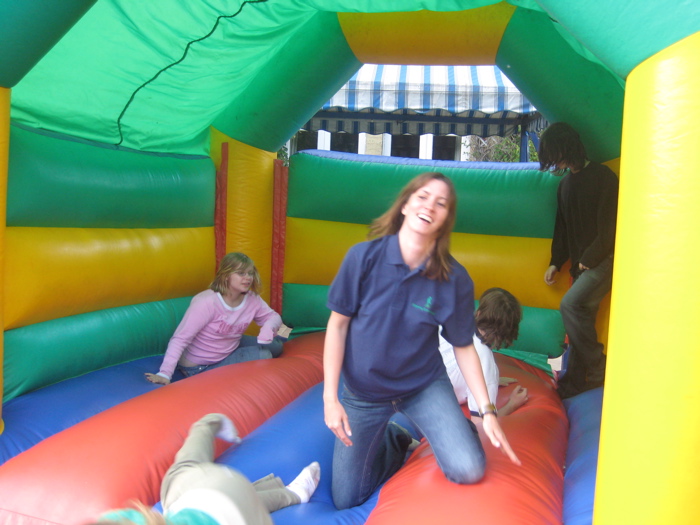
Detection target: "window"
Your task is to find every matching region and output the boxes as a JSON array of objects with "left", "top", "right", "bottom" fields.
[
  {"left": 295, "top": 130, "right": 318, "bottom": 152},
  {"left": 433, "top": 135, "right": 459, "bottom": 161},
  {"left": 330, "top": 133, "right": 359, "bottom": 153},
  {"left": 391, "top": 135, "right": 420, "bottom": 158}
]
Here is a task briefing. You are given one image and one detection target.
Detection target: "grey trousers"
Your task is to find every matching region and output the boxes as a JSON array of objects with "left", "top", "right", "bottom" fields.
[
  {"left": 559, "top": 255, "right": 614, "bottom": 393},
  {"left": 161, "top": 414, "right": 300, "bottom": 524}
]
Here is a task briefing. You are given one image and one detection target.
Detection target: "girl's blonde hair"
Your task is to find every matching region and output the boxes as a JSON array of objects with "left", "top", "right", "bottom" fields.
[
  {"left": 87, "top": 501, "right": 168, "bottom": 525},
  {"left": 368, "top": 172, "right": 457, "bottom": 281},
  {"left": 210, "top": 252, "right": 262, "bottom": 295}
]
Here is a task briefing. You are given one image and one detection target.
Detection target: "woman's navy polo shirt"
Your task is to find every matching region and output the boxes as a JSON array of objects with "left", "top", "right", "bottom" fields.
[{"left": 327, "top": 235, "right": 475, "bottom": 401}]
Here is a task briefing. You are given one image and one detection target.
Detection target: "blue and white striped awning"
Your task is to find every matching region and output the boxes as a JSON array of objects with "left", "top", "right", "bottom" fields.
[{"left": 304, "top": 64, "right": 545, "bottom": 137}]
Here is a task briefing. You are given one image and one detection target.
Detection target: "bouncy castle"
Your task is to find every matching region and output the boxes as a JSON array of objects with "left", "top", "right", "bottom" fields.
[{"left": 0, "top": 2, "right": 699, "bottom": 524}]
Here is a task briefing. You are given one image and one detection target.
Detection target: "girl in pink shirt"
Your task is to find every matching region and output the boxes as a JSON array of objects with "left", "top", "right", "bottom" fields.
[{"left": 146, "top": 253, "right": 284, "bottom": 385}]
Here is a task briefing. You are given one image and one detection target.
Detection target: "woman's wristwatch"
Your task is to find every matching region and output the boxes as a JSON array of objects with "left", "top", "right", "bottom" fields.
[{"left": 479, "top": 403, "right": 498, "bottom": 417}]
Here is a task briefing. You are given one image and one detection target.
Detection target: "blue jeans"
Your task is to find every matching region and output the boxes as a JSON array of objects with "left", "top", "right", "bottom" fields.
[
  {"left": 559, "top": 255, "right": 613, "bottom": 394},
  {"left": 331, "top": 372, "right": 485, "bottom": 509},
  {"left": 178, "top": 335, "right": 284, "bottom": 378}
]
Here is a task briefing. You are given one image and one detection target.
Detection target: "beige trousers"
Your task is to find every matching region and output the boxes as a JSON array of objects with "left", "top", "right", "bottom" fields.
[{"left": 161, "top": 414, "right": 300, "bottom": 525}]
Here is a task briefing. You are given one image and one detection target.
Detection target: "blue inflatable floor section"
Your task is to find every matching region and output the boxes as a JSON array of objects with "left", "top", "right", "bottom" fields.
[
  {"left": 562, "top": 387, "right": 603, "bottom": 525},
  {"left": 0, "top": 355, "right": 183, "bottom": 465}
]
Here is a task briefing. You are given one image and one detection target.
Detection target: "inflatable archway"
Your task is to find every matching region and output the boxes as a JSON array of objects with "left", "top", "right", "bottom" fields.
[{"left": 0, "top": 1, "right": 699, "bottom": 523}]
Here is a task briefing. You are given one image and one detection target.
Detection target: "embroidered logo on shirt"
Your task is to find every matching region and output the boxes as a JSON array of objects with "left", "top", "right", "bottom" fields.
[{"left": 411, "top": 296, "right": 436, "bottom": 315}]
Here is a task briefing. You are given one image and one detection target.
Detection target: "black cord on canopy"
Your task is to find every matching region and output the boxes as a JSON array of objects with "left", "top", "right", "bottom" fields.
[{"left": 114, "top": 0, "right": 268, "bottom": 146}]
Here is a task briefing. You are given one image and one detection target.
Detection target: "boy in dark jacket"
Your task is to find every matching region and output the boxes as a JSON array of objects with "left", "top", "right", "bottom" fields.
[{"left": 540, "top": 122, "right": 618, "bottom": 399}]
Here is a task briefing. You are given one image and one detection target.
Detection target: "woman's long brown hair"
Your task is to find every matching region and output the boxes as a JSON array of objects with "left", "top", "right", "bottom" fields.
[{"left": 368, "top": 172, "right": 457, "bottom": 280}]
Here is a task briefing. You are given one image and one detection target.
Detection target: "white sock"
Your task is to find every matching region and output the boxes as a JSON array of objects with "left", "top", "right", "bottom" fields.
[
  {"left": 286, "top": 461, "right": 321, "bottom": 503},
  {"left": 214, "top": 414, "right": 241, "bottom": 444}
]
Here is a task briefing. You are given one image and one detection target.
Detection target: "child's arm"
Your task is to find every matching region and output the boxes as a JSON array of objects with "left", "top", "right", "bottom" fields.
[
  {"left": 145, "top": 294, "right": 213, "bottom": 383},
  {"left": 548, "top": 189, "right": 569, "bottom": 279},
  {"left": 251, "top": 296, "right": 283, "bottom": 343},
  {"left": 498, "top": 385, "right": 528, "bottom": 417}
]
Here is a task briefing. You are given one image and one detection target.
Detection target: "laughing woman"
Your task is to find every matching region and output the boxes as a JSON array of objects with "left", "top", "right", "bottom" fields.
[
  {"left": 323, "top": 172, "right": 520, "bottom": 510},
  {"left": 146, "top": 252, "right": 284, "bottom": 385}
]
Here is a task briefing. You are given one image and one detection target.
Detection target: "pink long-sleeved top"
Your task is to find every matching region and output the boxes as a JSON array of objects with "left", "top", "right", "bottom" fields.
[{"left": 157, "top": 290, "right": 282, "bottom": 379}]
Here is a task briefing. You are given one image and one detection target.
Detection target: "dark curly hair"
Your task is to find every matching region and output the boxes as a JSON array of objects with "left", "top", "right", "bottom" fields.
[
  {"left": 475, "top": 288, "right": 522, "bottom": 350},
  {"left": 538, "top": 122, "right": 588, "bottom": 173}
]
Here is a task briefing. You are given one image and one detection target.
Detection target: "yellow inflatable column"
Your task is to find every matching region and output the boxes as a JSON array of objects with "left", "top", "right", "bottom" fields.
[
  {"left": 211, "top": 129, "right": 275, "bottom": 304},
  {"left": 0, "top": 88, "right": 9, "bottom": 433},
  {"left": 595, "top": 33, "right": 700, "bottom": 525}
]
